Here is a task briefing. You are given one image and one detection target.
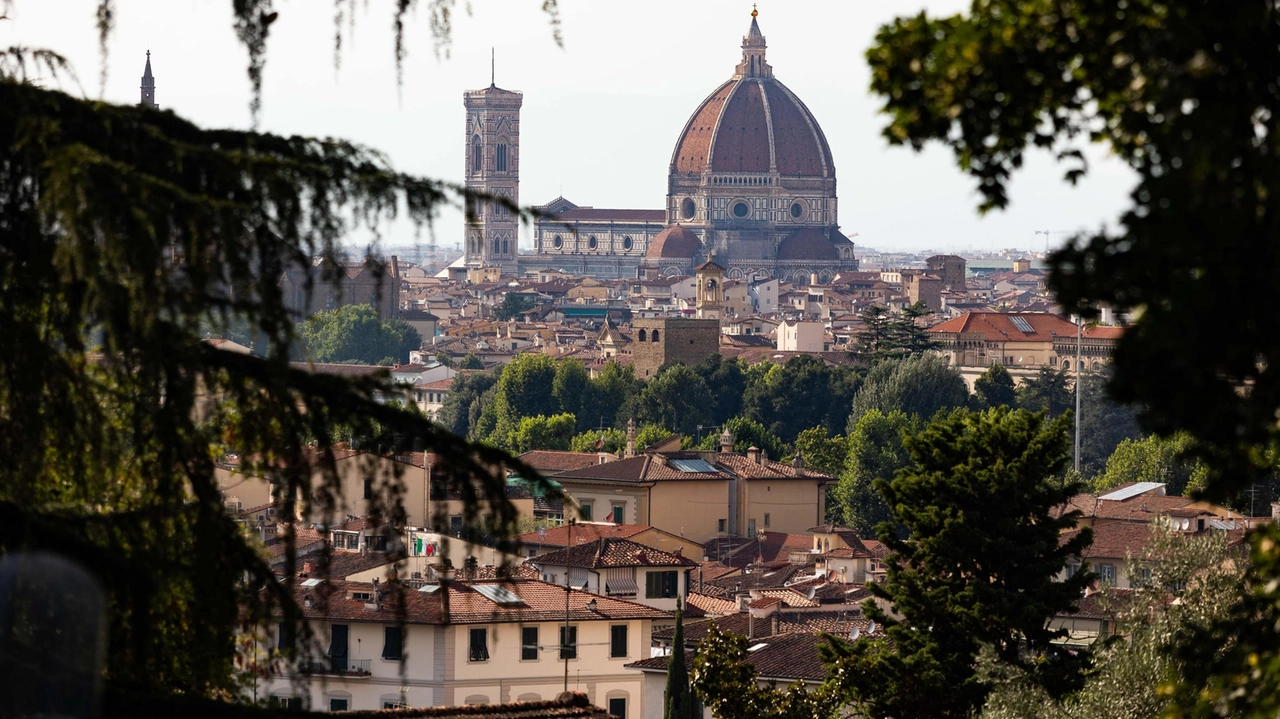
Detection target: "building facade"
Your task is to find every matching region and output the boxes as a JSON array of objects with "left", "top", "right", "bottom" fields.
[{"left": 630, "top": 317, "right": 720, "bottom": 379}]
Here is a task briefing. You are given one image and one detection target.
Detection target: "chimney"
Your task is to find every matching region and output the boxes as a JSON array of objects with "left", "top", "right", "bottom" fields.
[
  {"left": 747, "top": 446, "right": 761, "bottom": 464},
  {"left": 301, "top": 561, "right": 313, "bottom": 576},
  {"left": 748, "top": 612, "right": 756, "bottom": 639},
  {"left": 792, "top": 453, "right": 804, "bottom": 469},
  {"left": 719, "top": 429, "right": 734, "bottom": 454},
  {"left": 625, "top": 418, "right": 637, "bottom": 458}
]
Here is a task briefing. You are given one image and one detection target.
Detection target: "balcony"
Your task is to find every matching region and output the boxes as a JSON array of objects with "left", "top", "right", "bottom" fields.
[{"left": 303, "top": 658, "right": 372, "bottom": 677}]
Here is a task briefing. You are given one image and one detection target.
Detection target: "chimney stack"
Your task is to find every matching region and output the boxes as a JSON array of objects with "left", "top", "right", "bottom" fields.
[
  {"left": 719, "top": 429, "right": 734, "bottom": 454},
  {"left": 625, "top": 418, "right": 637, "bottom": 458},
  {"left": 747, "top": 446, "right": 761, "bottom": 464}
]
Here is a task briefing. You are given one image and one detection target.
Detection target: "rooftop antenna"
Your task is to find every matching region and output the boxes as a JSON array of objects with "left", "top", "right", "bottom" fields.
[{"left": 491, "top": 47, "right": 495, "bottom": 87}]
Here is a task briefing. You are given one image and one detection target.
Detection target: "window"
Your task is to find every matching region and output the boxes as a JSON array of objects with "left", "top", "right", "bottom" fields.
[
  {"left": 608, "top": 697, "right": 627, "bottom": 719},
  {"left": 371, "top": 534, "right": 388, "bottom": 551},
  {"left": 382, "top": 626, "right": 403, "bottom": 660},
  {"left": 681, "top": 197, "right": 696, "bottom": 220},
  {"left": 645, "top": 570, "right": 679, "bottom": 599},
  {"left": 732, "top": 201, "right": 750, "bottom": 218},
  {"left": 1132, "top": 566, "right": 1152, "bottom": 588},
  {"left": 329, "top": 698, "right": 349, "bottom": 711},
  {"left": 579, "top": 503, "right": 593, "bottom": 522},
  {"left": 638, "top": 329, "right": 647, "bottom": 342},
  {"left": 651, "top": 330, "right": 660, "bottom": 342},
  {"left": 496, "top": 143, "right": 508, "bottom": 171},
  {"left": 622, "top": 236, "right": 633, "bottom": 251},
  {"left": 610, "top": 502, "right": 625, "bottom": 524},
  {"left": 472, "top": 136, "right": 482, "bottom": 172},
  {"left": 588, "top": 236, "right": 598, "bottom": 250},
  {"left": 328, "top": 624, "right": 349, "bottom": 672},
  {"left": 748, "top": 518, "right": 756, "bottom": 536},
  {"left": 559, "top": 625, "right": 578, "bottom": 659},
  {"left": 450, "top": 515, "right": 463, "bottom": 535},
  {"left": 763, "top": 513, "right": 770, "bottom": 528},
  {"left": 469, "top": 627, "right": 490, "bottom": 662},
  {"left": 610, "top": 624, "right": 628, "bottom": 658},
  {"left": 717, "top": 519, "right": 727, "bottom": 533},
  {"left": 270, "top": 696, "right": 303, "bottom": 710},
  {"left": 790, "top": 201, "right": 804, "bottom": 218},
  {"left": 278, "top": 621, "right": 295, "bottom": 651},
  {"left": 521, "top": 626, "right": 539, "bottom": 661},
  {"left": 363, "top": 478, "right": 373, "bottom": 499},
  {"left": 554, "top": 235, "right": 563, "bottom": 249},
  {"left": 1097, "top": 563, "right": 1117, "bottom": 585}
]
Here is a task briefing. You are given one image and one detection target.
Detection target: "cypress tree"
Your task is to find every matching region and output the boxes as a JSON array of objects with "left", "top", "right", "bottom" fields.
[{"left": 664, "top": 601, "right": 696, "bottom": 719}]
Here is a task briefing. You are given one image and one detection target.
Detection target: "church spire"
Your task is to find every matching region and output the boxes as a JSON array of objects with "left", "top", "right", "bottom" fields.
[
  {"left": 139, "top": 51, "right": 158, "bottom": 109},
  {"left": 735, "top": 7, "right": 771, "bottom": 79}
]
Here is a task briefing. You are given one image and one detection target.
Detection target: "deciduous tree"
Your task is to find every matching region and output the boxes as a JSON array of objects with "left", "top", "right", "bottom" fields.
[
  {"left": 832, "top": 409, "right": 917, "bottom": 537},
  {"left": 297, "top": 304, "right": 421, "bottom": 366},
  {"left": 974, "top": 363, "right": 1016, "bottom": 409},
  {"left": 848, "top": 354, "right": 968, "bottom": 429}
]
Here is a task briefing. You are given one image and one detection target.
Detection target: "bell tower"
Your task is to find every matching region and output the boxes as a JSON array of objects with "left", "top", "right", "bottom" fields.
[
  {"left": 695, "top": 259, "right": 725, "bottom": 320},
  {"left": 139, "top": 51, "right": 158, "bottom": 109},
  {"left": 462, "top": 76, "right": 522, "bottom": 273}
]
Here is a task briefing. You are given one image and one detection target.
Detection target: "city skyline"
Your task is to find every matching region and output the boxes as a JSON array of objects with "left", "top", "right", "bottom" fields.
[{"left": 5, "top": 0, "right": 1137, "bottom": 255}]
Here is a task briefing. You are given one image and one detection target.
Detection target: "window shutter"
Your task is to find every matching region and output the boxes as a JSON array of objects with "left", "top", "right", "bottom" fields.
[{"left": 382, "top": 626, "right": 403, "bottom": 660}]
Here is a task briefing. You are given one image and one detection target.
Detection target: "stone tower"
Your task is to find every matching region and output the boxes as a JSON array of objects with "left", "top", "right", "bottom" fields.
[
  {"left": 463, "top": 78, "right": 522, "bottom": 273},
  {"left": 695, "top": 259, "right": 725, "bottom": 320},
  {"left": 139, "top": 51, "right": 158, "bottom": 109}
]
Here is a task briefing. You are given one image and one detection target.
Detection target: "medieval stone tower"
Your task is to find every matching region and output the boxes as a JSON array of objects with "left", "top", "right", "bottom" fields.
[
  {"left": 463, "top": 78, "right": 522, "bottom": 272},
  {"left": 139, "top": 51, "right": 158, "bottom": 109}
]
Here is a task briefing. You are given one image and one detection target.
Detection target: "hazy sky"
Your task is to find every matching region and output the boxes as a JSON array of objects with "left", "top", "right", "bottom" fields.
[{"left": 6, "top": 0, "right": 1137, "bottom": 254}]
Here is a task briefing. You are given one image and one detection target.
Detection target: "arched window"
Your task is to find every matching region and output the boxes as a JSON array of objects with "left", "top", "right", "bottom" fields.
[
  {"left": 638, "top": 329, "right": 647, "bottom": 342},
  {"left": 652, "top": 329, "right": 660, "bottom": 342},
  {"left": 493, "top": 239, "right": 500, "bottom": 253},
  {"left": 502, "top": 239, "right": 509, "bottom": 255},
  {"left": 588, "top": 236, "right": 598, "bottom": 250},
  {"left": 496, "top": 143, "right": 508, "bottom": 172},
  {"left": 553, "top": 235, "right": 563, "bottom": 249},
  {"left": 471, "top": 136, "right": 482, "bottom": 172}
]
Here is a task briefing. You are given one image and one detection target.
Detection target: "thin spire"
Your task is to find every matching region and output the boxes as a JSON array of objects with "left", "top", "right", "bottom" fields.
[
  {"left": 735, "top": 6, "right": 771, "bottom": 79},
  {"left": 491, "top": 47, "right": 495, "bottom": 87}
]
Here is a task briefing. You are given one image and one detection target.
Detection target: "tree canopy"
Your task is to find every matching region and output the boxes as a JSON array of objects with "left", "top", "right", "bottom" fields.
[
  {"left": 847, "top": 354, "right": 968, "bottom": 430},
  {"left": 297, "top": 304, "right": 421, "bottom": 365}
]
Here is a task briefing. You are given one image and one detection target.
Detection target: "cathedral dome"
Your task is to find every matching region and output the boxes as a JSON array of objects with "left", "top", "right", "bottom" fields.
[
  {"left": 647, "top": 225, "right": 701, "bottom": 258},
  {"left": 777, "top": 228, "right": 840, "bottom": 261},
  {"left": 670, "top": 16, "right": 834, "bottom": 178}
]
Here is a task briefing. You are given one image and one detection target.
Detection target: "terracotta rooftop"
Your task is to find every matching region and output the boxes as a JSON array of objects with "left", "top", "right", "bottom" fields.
[
  {"left": 516, "top": 450, "right": 614, "bottom": 475},
  {"left": 776, "top": 227, "right": 840, "bottom": 261},
  {"left": 552, "top": 454, "right": 729, "bottom": 484},
  {"left": 1063, "top": 522, "right": 1160, "bottom": 560},
  {"left": 929, "top": 311, "right": 1083, "bottom": 343},
  {"left": 290, "top": 578, "right": 668, "bottom": 626},
  {"left": 530, "top": 538, "right": 697, "bottom": 569},
  {"left": 646, "top": 225, "right": 702, "bottom": 259}
]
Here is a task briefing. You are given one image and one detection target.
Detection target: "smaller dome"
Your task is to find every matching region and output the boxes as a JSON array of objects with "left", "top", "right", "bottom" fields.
[
  {"left": 777, "top": 228, "right": 840, "bottom": 261},
  {"left": 647, "top": 225, "right": 701, "bottom": 258}
]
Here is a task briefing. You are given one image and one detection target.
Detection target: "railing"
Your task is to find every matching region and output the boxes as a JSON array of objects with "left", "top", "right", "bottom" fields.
[{"left": 302, "top": 658, "right": 372, "bottom": 676}]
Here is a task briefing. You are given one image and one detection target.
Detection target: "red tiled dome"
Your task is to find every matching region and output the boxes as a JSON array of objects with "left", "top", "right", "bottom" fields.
[
  {"left": 777, "top": 228, "right": 839, "bottom": 261},
  {"left": 647, "top": 225, "right": 701, "bottom": 259},
  {"left": 671, "top": 77, "right": 834, "bottom": 178}
]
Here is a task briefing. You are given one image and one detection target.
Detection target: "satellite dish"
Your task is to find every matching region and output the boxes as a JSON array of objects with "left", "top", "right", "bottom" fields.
[
  {"left": 849, "top": 627, "right": 861, "bottom": 641},
  {"left": 867, "top": 620, "right": 878, "bottom": 635}
]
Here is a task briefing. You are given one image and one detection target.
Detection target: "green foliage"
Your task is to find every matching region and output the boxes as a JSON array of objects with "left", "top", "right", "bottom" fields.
[
  {"left": 697, "top": 416, "right": 786, "bottom": 461},
  {"left": 480, "top": 354, "right": 561, "bottom": 448},
  {"left": 588, "top": 359, "right": 640, "bottom": 429},
  {"left": 297, "top": 304, "right": 421, "bottom": 366},
  {"left": 828, "top": 408, "right": 1094, "bottom": 718},
  {"left": 552, "top": 359, "right": 592, "bottom": 432},
  {"left": 833, "top": 409, "right": 917, "bottom": 538},
  {"left": 974, "top": 363, "right": 1016, "bottom": 409},
  {"left": 510, "top": 413, "right": 577, "bottom": 453},
  {"left": 0, "top": 73, "right": 546, "bottom": 702},
  {"left": 692, "top": 623, "right": 844, "bottom": 719},
  {"left": 692, "top": 354, "right": 749, "bottom": 426},
  {"left": 492, "top": 292, "right": 536, "bottom": 321},
  {"left": 854, "top": 305, "right": 894, "bottom": 359},
  {"left": 854, "top": 302, "right": 938, "bottom": 362},
  {"left": 742, "top": 354, "right": 861, "bottom": 442},
  {"left": 457, "top": 353, "right": 485, "bottom": 370},
  {"left": 569, "top": 427, "right": 626, "bottom": 454},
  {"left": 664, "top": 604, "right": 697, "bottom": 719},
  {"left": 635, "top": 423, "right": 675, "bottom": 451},
  {"left": 437, "top": 371, "right": 498, "bottom": 438},
  {"left": 1093, "top": 433, "right": 1215, "bottom": 498},
  {"left": 847, "top": 354, "right": 968, "bottom": 430},
  {"left": 979, "top": 527, "right": 1242, "bottom": 719},
  {"left": 1016, "top": 366, "right": 1074, "bottom": 418},
  {"left": 793, "top": 426, "right": 849, "bottom": 479},
  {"left": 624, "top": 364, "right": 714, "bottom": 437},
  {"left": 1075, "top": 369, "right": 1143, "bottom": 480}
]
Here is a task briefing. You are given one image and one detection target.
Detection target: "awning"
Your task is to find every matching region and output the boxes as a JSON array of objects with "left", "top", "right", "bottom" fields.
[{"left": 606, "top": 577, "right": 638, "bottom": 596}]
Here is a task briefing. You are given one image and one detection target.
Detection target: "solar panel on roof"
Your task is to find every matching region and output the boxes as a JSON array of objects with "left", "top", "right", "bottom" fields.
[
  {"left": 1010, "top": 315, "right": 1035, "bottom": 333},
  {"left": 473, "top": 584, "right": 525, "bottom": 605},
  {"left": 670, "top": 458, "right": 717, "bottom": 473},
  {"left": 1098, "top": 481, "right": 1166, "bottom": 501}
]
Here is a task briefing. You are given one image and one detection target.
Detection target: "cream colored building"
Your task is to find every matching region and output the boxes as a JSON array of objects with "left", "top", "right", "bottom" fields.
[
  {"left": 261, "top": 578, "right": 666, "bottom": 714},
  {"left": 529, "top": 537, "right": 696, "bottom": 612},
  {"left": 776, "top": 319, "right": 825, "bottom": 352}
]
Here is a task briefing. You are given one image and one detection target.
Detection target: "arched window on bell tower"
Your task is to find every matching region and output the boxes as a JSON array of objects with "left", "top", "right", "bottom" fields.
[
  {"left": 496, "top": 143, "right": 508, "bottom": 172},
  {"left": 472, "top": 136, "right": 482, "bottom": 173}
]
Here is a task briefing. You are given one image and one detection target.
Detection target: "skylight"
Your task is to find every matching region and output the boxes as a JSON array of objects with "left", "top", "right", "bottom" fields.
[
  {"left": 748, "top": 643, "right": 768, "bottom": 652},
  {"left": 1098, "top": 482, "right": 1165, "bottom": 501},
  {"left": 473, "top": 584, "right": 525, "bottom": 606},
  {"left": 1010, "top": 315, "right": 1035, "bottom": 333},
  {"left": 670, "top": 458, "right": 717, "bottom": 473},
  {"left": 301, "top": 578, "right": 323, "bottom": 587}
]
